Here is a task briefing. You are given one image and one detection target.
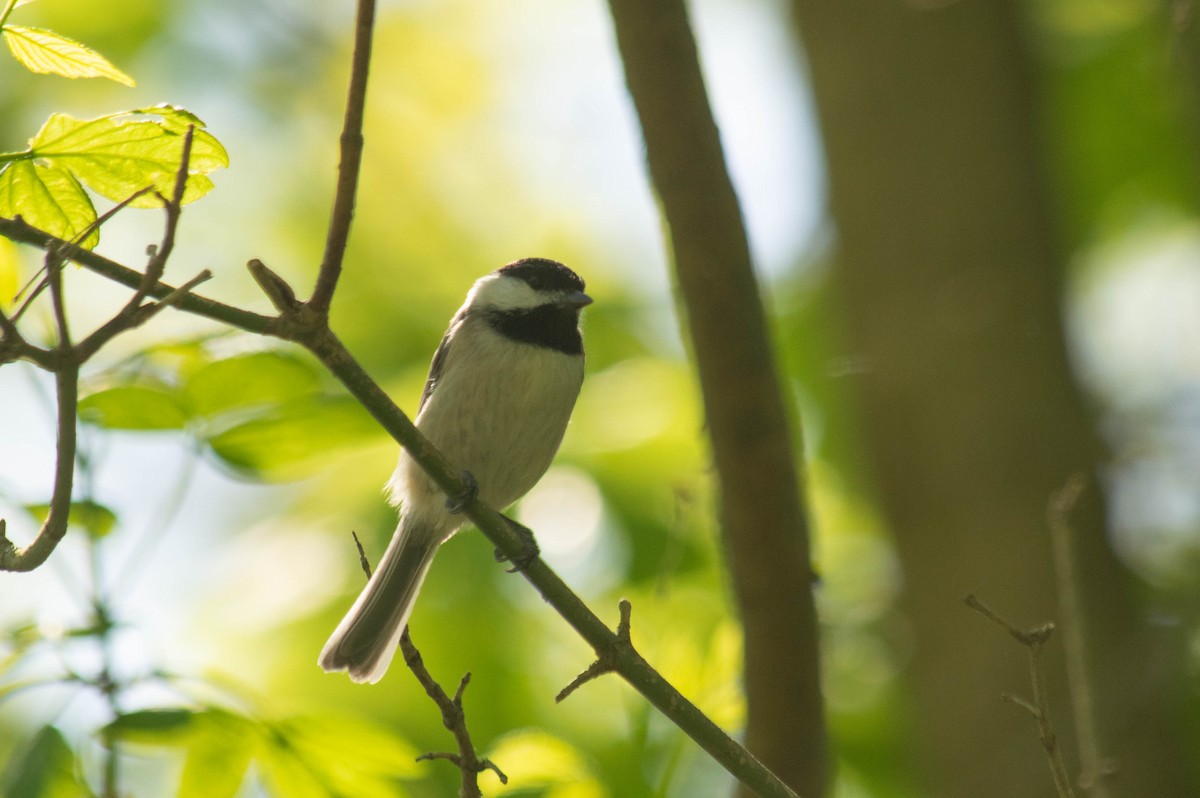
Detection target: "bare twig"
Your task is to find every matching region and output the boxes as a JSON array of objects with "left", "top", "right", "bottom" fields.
[
  {"left": 0, "top": 217, "right": 273, "bottom": 334},
  {"left": 74, "top": 270, "right": 213, "bottom": 362},
  {"left": 349, "top": 532, "right": 502, "bottom": 797},
  {"left": 557, "top": 599, "right": 633, "bottom": 702},
  {"left": 964, "top": 594, "right": 1076, "bottom": 798},
  {"left": 1048, "top": 474, "right": 1114, "bottom": 795},
  {"left": 0, "top": 358, "right": 79, "bottom": 572},
  {"left": 308, "top": 0, "right": 377, "bottom": 315},
  {"left": 132, "top": 126, "right": 195, "bottom": 306}
]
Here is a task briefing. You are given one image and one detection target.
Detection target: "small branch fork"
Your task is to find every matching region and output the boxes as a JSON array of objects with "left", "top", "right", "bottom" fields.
[
  {"left": 0, "top": 128, "right": 210, "bottom": 573},
  {"left": 351, "top": 532, "right": 506, "bottom": 797},
  {"left": 0, "top": 0, "right": 802, "bottom": 793},
  {"left": 964, "top": 594, "right": 1076, "bottom": 798}
]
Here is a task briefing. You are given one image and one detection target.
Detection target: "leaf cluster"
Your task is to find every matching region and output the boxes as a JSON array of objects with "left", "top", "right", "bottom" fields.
[{"left": 77, "top": 345, "right": 379, "bottom": 480}]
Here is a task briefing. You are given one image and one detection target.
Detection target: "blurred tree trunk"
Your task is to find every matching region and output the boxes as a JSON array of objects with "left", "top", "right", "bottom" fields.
[
  {"left": 607, "top": 1, "right": 828, "bottom": 795},
  {"left": 790, "top": 1, "right": 1191, "bottom": 796}
]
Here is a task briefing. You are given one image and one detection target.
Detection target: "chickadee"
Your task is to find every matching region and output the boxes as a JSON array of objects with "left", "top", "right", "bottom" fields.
[{"left": 319, "top": 258, "right": 591, "bottom": 683}]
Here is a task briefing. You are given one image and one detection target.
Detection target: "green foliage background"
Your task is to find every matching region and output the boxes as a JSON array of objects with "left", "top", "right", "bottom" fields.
[{"left": 1, "top": 0, "right": 1198, "bottom": 796}]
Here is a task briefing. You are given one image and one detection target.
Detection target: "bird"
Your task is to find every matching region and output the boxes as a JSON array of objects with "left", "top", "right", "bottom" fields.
[{"left": 319, "top": 257, "right": 591, "bottom": 683}]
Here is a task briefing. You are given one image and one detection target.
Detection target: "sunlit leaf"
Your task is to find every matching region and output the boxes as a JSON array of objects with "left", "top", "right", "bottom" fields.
[
  {"left": 178, "top": 711, "right": 259, "bottom": 798},
  {"left": 0, "top": 159, "right": 98, "bottom": 248},
  {"left": 24, "top": 499, "right": 118, "bottom": 539},
  {"left": 206, "top": 397, "right": 378, "bottom": 480},
  {"left": 484, "top": 730, "right": 604, "bottom": 798},
  {"left": 26, "top": 109, "right": 228, "bottom": 207},
  {"left": 184, "top": 351, "right": 322, "bottom": 418},
  {"left": 79, "top": 384, "right": 189, "bottom": 430},
  {"left": 3, "top": 25, "right": 135, "bottom": 86},
  {"left": 0, "top": 725, "right": 83, "bottom": 798},
  {"left": 262, "top": 715, "right": 421, "bottom": 798},
  {"left": 0, "top": 237, "right": 18, "bottom": 307}
]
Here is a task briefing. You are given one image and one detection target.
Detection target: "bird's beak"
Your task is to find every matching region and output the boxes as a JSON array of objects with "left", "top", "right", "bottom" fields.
[{"left": 560, "top": 290, "right": 593, "bottom": 308}]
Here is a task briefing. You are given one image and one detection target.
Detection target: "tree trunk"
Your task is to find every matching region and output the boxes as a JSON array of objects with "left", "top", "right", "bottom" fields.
[
  {"left": 607, "top": 0, "right": 828, "bottom": 795},
  {"left": 790, "top": 1, "right": 1191, "bottom": 796}
]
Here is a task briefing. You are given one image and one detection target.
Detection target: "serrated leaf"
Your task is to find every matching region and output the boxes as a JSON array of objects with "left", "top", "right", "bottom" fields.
[
  {"left": 3, "top": 25, "right": 135, "bottom": 86},
  {"left": 78, "top": 384, "right": 189, "bottom": 430},
  {"left": 206, "top": 397, "right": 378, "bottom": 480},
  {"left": 24, "top": 499, "right": 118, "bottom": 540},
  {"left": 0, "top": 159, "right": 98, "bottom": 248},
  {"left": 184, "top": 352, "right": 321, "bottom": 418},
  {"left": 0, "top": 725, "right": 85, "bottom": 798},
  {"left": 26, "top": 110, "right": 228, "bottom": 207}
]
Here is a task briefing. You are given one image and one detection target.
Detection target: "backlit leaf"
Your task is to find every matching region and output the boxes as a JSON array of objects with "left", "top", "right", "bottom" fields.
[
  {"left": 0, "top": 725, "right": 83, "bottom": 798},
  {"left": 27, "top": 109, "right": 228, "bottom": 207},
  {"left": 24, "top": 499, "right": 118, "bottom": 539},
  {"left": 184, "top": 351, "right": 322, "bottom": 418},
  {"left": 0, "top": 159, "right": 98, "bottom": 248},
  {"left": 79, "top": 384, "right": 189, "bottom": 430},
  {"left": 206, "top": 397, "right": 378, "bottom": 480},
  {"left": 3, "top": 25, "right": 135, "bottom": 86}
]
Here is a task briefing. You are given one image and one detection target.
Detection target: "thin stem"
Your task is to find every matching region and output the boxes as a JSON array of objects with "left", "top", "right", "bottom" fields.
[
  {"left": 309, "top": 0, "right": 377, "bottom": 315},
  {"left": 0, "top": 0, "right": 19, "bottom": 29},
  {"left": 1048, "top": 475, "right": 1111, "bottom": 795}
]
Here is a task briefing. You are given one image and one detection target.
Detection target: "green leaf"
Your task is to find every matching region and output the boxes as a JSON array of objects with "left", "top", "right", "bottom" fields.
[
  {"left": 206, "top": 397, "right": 379, "bottom": 480},
  {"left": 3, "top": 25, "right": 135, "bottom": 86},
  {"left": 178, "top": 711, "right": 258, "bottom": 798},
  {"left": 103, "top": 708, "right": 196, "bottom": 745},
  {"left": 78, "top": 384, "right": 189, "bottom": 430},
  {"left": 24, "top": 499, "right": 118, "bottom": 539},
  {"left": 0, "top": 159, "right": 98, "bottom": 248},
  {"left": 485, "top": 730, "right": 602, "bottom": 797},
  {"left": 0, "top": 725, "right": 85, "bottom": 798},
  {"left": 26, "top": 109, "right": 228, "bottom": 207},
  {"left": 263, "top": 715, "right": 420, "bottom": 798},
  {"left": 0, "top": 236, "right": 18, "bottom": 307},
  {"left": 183, "top": 351, "right": 322, "bottom": 418}
]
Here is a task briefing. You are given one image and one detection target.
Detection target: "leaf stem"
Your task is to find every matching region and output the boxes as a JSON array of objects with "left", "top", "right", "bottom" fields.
[{"left": 0, "top": 0, "right": 19, "bottom": 29}]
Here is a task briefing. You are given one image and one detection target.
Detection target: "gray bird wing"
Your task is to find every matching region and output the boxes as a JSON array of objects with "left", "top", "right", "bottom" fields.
[{"left": 419, "top": 327, "right": 454, "bottom": 411}]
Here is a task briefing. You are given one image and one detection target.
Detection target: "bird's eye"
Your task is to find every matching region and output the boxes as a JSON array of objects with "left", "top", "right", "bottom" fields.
[{"left": 526, "top": 275, "right": 543, "bottom": 290}]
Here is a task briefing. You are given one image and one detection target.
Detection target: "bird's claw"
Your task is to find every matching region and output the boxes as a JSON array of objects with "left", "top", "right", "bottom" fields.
[
  {"left": 494, "top": 518, "right": 540, "bottom": 573},
  {"left": 445, "top": 471, "right": 478, "bottom": 514}
]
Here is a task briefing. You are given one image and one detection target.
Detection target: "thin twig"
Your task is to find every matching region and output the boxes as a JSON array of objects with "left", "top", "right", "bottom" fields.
[
  {"left": 349, "top": 532, "right": 502, "bottom": 796},
  {"left": 0, "top": 362, "right": 79, "bottom": 572},
  {"left": 557, "top": 599, "right": 633, "bottom": 702},
  {"left": 964, "top": 594, "right": 1076, "bottom": 798},
  {"left": 1048, "top": 474, "right": 1113, "bottom": 795},
  {"left": 0, "top": 217, "right": 273, "bottom": 334},
  {"left": 309, "top": 0, "right": 377, "bottom": 315},
  {"left": 132, "top": 126, "right": 194, "bottom": 306}
]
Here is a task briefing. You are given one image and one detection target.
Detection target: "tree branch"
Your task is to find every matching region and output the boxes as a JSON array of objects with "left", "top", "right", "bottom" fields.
[
  {"left": 308, "top": 0, "right": 377, "bottom": 315},
  {"left": 351, "top": 531, "right": 504, "bottom": 797},
  {"left": 0, "top": 346, "right": 79, "bottom": 572},
  {"left": 964, "top": 594, "right": 1076, "bottom": 798},
  {"left": 0, "top": 217, "right": 273, "bottom": 335},
  {"left": 603, "top": 1, "right": 825, "bottom": 795},
  {"left": 1048, "top": 475, "right": 1114, "bottom": 795}
]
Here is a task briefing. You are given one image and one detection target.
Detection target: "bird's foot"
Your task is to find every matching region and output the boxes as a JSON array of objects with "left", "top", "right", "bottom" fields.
[
  {"left": 494, "top": 518, "right": 540, "bottom": 573},
  {"left": 445, "top": 471, "right": 478, "bottom": 514}
]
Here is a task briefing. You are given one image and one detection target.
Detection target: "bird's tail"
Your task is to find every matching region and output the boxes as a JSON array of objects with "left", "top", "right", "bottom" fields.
[{"left": 319, "top": 514, "right": 439, "bottom": 684}]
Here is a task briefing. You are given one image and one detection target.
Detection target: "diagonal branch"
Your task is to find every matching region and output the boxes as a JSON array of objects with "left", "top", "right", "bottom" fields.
[{"left": 0, "top": 217, "right": 273, "bottom": 335}]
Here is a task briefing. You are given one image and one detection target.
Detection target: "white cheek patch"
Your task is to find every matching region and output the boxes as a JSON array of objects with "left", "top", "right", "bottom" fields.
[{"left": 468, "top": 274, "right": 544, "bottom": 312}]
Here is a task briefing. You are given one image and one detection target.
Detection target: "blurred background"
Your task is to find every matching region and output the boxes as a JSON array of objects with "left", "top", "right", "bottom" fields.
[{"left": 1, "top": 0, "right": 1198, "bottom": 796}]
